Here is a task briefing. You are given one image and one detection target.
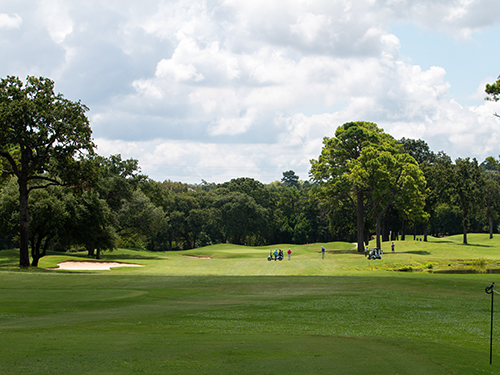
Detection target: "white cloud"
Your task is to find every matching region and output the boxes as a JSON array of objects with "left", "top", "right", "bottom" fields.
[
  {"left": 2, "top": 0, "right": 500, "bottom": 182},
  {"left": 290, "top": 13, "right": 330, "bottom": 43},
  {"left": 38, "top": 0, "right": 73, "bottom": 44},
  {"left": 208, "top": 108, "right": 257, "bottom": 136},
  {"left": 0, "top": 13, "right": 22, "bottom": 29},
  {"left": 156, "top": 59, "right": 204, "bottom": 82}
]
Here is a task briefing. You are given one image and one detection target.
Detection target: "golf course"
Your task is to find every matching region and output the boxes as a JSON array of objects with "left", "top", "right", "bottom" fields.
[{"left": 1, "top": 234, "right": 500, "bottom": 374}]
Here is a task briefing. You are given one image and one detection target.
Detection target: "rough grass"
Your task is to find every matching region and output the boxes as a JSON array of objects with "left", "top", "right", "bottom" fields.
[{"left": 1, "top": 234, "right": 500, "bottom": 374}]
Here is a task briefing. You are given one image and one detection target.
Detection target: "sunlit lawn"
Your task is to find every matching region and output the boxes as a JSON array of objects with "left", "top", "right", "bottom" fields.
[{"left": 1, "top": 234, "right": 500, "bottom": 374}]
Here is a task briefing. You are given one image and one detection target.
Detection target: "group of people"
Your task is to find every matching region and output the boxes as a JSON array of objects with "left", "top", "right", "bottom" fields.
[
  {"left": 268, "top": 248, "right": 293, "bottom": 261},
  {"left": 364, "top": 242, "right": 395, "bottom": 259},
  {"left": 267, "top": 242, "right": 396, "bottom": 262},
  {"left": 268, "top": 247, "right": 327, "bottom": 261}
]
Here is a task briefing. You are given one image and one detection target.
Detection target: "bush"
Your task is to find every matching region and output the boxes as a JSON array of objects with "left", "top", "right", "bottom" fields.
[
  {"left": 116, "top": 234, "right": 145, "bottom": 249},
  {"left": 471, "top": 258, "right": 486, "bottom": 267}
]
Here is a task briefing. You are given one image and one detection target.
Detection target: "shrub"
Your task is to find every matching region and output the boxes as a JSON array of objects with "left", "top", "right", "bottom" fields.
[{"left": 471, "top": 258, "right": 486, "bottom": 267}]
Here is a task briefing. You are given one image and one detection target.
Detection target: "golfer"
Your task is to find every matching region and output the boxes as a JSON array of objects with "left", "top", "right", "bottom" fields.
[
  {"left": 288, "top": 248, "right": 291, "bottom": 260},
  {"left": 274, "top": 249, "right": 278, "bottom": 261},
  {"left": 391, "top": 242, "right": 395, "bottom": 252},
  {"left": 321, "top": 246, "right": 325, "bottom": 259}
]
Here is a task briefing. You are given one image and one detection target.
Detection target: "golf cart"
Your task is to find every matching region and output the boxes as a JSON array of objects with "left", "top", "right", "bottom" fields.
[
  {"left": 367, "top": 247, "right": 382, "bottom": 260},
  {"left": 268, "top": 249, "right": 284, "bottom": 261}
]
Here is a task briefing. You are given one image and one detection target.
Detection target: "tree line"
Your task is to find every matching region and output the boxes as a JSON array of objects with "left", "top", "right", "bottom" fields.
[{"left": 1, "top": 76, "right": 500, "bottom": 266}]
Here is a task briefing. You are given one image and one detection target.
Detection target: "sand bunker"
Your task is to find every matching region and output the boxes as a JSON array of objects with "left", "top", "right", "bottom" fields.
[
  {"left": 55, "top": 261, "right": 144, "bottom": 270},
  {"left": 182, "top": 254, "right": 211, "bottom": 259}
]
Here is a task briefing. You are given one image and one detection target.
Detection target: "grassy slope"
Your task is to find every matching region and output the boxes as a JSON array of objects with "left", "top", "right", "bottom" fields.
[
  {"left": 30, "top": 233, "right": 500, "bottom": 276},
  {"left": 1, "top": 234, "right": 500, "bottom": 374}
]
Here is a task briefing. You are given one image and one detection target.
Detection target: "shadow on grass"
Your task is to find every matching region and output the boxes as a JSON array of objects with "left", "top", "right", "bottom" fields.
[
  {"left": 62, "top": 252, "right": 163, "bottom": 261},
  {"left": 326, "top": 250, "right": 359, "bottom": 254},
  {"left": 401, "top": 251, "right": 431, "bottom": 255},
  {"left": 0, "top": 261, "right": 17, "bottom": 268},
  {"left": 462, "top": 243, "right": 492, "bottom": 248}
]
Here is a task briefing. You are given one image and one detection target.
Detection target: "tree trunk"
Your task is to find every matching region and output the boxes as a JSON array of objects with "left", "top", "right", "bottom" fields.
[
  {"left": 18, "top": 178, "right": 31, "bottom": 267},
  {"left": 30, "top": 237, "right": 50, "bottom": 267},
  {"left": 356, "top": 191, "right": 365, "bottom": 253},
  {"left": 489, "top": 214, "right": 494, "bottom": 239},
  {"left": 413, "top": 223, "right": 417, "bottom": 241},
  {"left": 96, "top": 248, "right": 101, "bottom": 259},
  {"left": 463, "top": 218, "right": 468, "bottom": 245},
  {"left": 375, "top": 216, "right": 382, "bottom": 250},
  {"left": 423, "top": 222, "right": 428, "bottom": 242},
  {"left": 401, "top": 219, "right": 406, "bottom": 241},
  {"left": 382, "top": 220, "right": 389, "bottom": 242},
  {"left": 30, "top": 236, "right": 41, "bottom": 267},
  {"left": 373, "top": 195, "right": 394, "bottom": 251}
]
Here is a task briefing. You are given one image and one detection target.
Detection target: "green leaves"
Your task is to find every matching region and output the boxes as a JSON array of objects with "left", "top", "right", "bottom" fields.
[
  {"left": 0, "top": 76, "right": 95, "bottom": 183},
  {"left": 310, "top": 121, "right": 427, "bottom": 250},
  {"left": 0, "top": 75, "right": 95, "bottom": 266},
  {"left": 485, "top": 75, "right": 500, "bottom": 102}
]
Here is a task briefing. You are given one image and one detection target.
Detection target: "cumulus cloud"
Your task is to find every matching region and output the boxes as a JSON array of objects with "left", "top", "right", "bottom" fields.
[
  {"left": 0, "top": 13, "right": 22, "bottom": 29},
  {"left": 1, "top": 0, "right": 500, "bottom": 182},
  {"left": 38, "top": 0, "right": 73, "bottom": 44}
]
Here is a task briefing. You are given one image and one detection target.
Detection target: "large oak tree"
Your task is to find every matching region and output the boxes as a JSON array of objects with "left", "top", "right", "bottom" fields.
[
  {"left": 310, "top": 121, "right": 426, "bottom": 252},
  {"left": 0, "top": 76, "right": 95, "bottom": 267}
]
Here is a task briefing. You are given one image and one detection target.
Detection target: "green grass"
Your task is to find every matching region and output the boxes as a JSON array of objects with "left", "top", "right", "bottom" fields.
[{"left": 1, "top": 234, "right": 500, "bottom": 374}]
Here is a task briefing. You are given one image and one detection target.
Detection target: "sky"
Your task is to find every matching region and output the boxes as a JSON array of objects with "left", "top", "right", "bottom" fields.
[{"left": 1, "top": 0, "right": 500, "bottom": 184}]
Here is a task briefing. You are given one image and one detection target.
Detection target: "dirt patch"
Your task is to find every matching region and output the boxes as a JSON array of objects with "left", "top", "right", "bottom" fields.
[
  {"left": 54, "top": 261, "right": 144, "bottom": 270},
  {"left": 182, "top": 254, "right": 212, "bottom": 259}
]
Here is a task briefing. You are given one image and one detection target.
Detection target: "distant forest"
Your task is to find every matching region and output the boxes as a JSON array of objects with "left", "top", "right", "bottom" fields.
[{"left": 1, "top": 136, "right": 499, "bottom": 256}]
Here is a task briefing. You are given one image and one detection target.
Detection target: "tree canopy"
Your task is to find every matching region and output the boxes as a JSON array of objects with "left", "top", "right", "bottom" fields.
[
  {"left": 485, "top": 75, "right": 500, "bottom": 102},
  {"left": 485, "top": 75, "right": 500, "bottom": 117},
  {"left": 0, "top": 76, "right": 95, "bottom": 267},
  {"left": 310, "top": 121, "right": 426, "bottom": 252}
]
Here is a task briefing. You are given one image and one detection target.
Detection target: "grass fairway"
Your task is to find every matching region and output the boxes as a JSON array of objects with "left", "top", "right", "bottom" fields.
[{"left": 1, "top": 235, "right": 500, "bottom": 374}]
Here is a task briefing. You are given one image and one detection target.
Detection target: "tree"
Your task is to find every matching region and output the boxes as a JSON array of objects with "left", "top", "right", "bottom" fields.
[
  {"left": 94, "top": 154, "right": 145, "bottom": 212},
  {"left": 418, "top": 152, "right": 453, "bottom": 241},
  {"left": 0, "top": 181, "right": 71, "bottom": 266},
  {"left": 483, "top": 172, "right": 500, "bottom": 239},
  {"left": 117, "top": 190, "right": 166, "bottom": 250},
  {"left": 215, "top": 192, "right": 269, "bottom": 245},
  {"left": 56, "top": 189, "right": 117, "bottom": 259},
  {"left": 281, "top": 170, "right": 300, "bottom": 188},
  {"left": 360, "top": 147, "right": 427, "bottom": 249},
  {"left": 0, "top": 76, "right": 95, "bottom": 267},
  {"left": 311, "top": 122, "right": 426, "bottom": 251},
  {"left": 310, "top": 122, "right": 382, "bottom": 252},
  {"left": 485, "top": 75, "right": 500, "bottom": 117},
  {"left": 310, "top": 121, "right": 425, "bottom": 252},
  {"left": 481, "top": 157, "right": 500, "bottom": 239},
  {"left": 222, "top": 177, "right": 275, "bottom": 209},
  {"left": 452, "top": 158, "right": 484, "bottom": 244},
  {"left": 27, "top": 187, "right": 68, "bottom": 266}
]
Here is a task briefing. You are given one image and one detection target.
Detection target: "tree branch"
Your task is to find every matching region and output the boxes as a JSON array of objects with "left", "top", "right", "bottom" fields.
[
  {"left": 28, "top": 182, "right": 62, "bottom": 192},
  {"left": 0, "top": 150, "right": 20, "bottom": 177},
  {"left": 27, "top": 175, "right": 63, "bottom": 192}
]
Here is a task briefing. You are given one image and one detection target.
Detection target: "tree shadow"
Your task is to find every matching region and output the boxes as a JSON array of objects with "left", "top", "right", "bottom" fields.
[
  {"left": 462, "top": 243, "right": 492, "bottom": 248},
  {"left": 69, "top": 252, "right": 163, "bottom": 261},
  {"left": 326, "top": 250, "right": 359, "bottom": 255},
  {"left": 401, "top": 251, "right": 431, "bottom": 255}
]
